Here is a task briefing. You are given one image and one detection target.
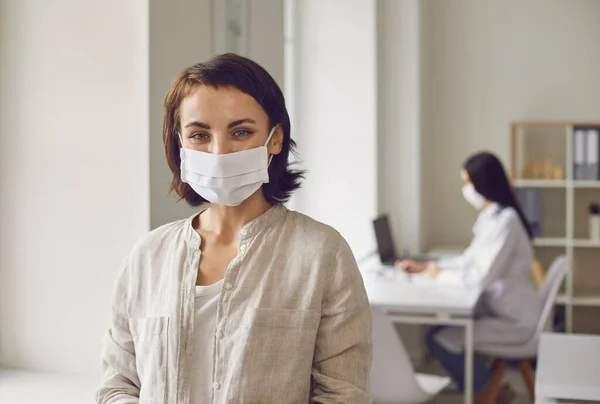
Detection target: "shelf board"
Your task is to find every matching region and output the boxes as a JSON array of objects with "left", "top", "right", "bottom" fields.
[
  {"left": 535, "top": 239, "right": 600, "bottom": 248},
  {"left": 573, "top": 180, "right": 600, "bottom": 188},
  {"left": 513, "top": 179, "right": 567, "bottom": 188},
  {"left": 553, "top": 296, "right": 600, "bottom": 306},
  {"left": 573, "top": 239, "right": 600, "bottom": 248},
  {"left": 571, "top": 297, "right": 600, "bottom": 307},
  {"left": 534, "top": 238, "right": 568, "bottom": 247},
  {"left": 512, "top": 121, "right": 600, "bottom": 127},
  {"left": 514, "top": 179, "right": 600, "bottom": 188}
]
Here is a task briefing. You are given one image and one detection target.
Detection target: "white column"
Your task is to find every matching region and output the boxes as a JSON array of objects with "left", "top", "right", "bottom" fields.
[
  {"left": 292, "top": 0, "right": 378, "bottom": 259},
  {"left": 377, "top": 0, "right": 422, "bottom": 254},
  {"left": 377, "top": 0, "right": 428, "bottom": 364}
]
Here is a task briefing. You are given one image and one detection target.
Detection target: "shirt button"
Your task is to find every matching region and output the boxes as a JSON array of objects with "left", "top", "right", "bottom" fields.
[
  {"left": 240, "top": 243, "right": 247, "bottom": 252},
  {"left": 215, "top": 330, "right": 224, "bottom": 339},
  {"left": 224, "top": 282, "right": 233, "bottom": 290},
  {"left": 213, "top": 382, "right": 221, "bottom": 390}
]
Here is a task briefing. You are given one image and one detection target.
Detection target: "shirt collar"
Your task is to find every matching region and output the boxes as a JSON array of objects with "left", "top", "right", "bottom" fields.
[
  {"left": 185, "top": 204, "right": 288, "bottom": 244},
  {"left": 239, "top": 204, "right": 288, "bottom": 240},
  {"left": 473, "top": 202, "right": 500, "bottom": 234}
]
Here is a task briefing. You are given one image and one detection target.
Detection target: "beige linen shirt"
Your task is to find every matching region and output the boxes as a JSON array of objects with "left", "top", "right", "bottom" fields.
[{"left": 97, "top": 205, "right": 372, "bottom": 404}]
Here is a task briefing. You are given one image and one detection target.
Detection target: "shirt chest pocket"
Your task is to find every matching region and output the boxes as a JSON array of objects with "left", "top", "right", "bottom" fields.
[
  {"left": 129, "top": 317, "right": 169, "bottom": 404},
  {"left": 233, "top": 308, "right": 321, "bottom": 403}
]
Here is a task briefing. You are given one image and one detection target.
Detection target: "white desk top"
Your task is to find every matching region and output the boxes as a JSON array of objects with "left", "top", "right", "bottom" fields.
[
  {"left": 536, "top": 333, "right": 600, "bottom": 401},
  {"left": 360, "top": 259, "right": 481, "bottom": 317}
]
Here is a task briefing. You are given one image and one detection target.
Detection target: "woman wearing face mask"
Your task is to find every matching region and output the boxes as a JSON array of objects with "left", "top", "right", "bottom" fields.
[
  {"left": 398, "top": 152, "right": 540, "bottom": 403},
  {"left": 97, "top": 54, "right": 372, "bottom": 404}
]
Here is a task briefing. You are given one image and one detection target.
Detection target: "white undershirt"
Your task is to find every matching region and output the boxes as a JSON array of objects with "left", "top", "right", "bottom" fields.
[{"left": 189, "top": 280, "right": 223, "bottom": 404}]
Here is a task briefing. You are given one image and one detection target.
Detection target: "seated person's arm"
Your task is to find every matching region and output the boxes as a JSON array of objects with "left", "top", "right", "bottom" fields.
[{"left": 434, "top": 214, "right": 518, "bottom": 287}]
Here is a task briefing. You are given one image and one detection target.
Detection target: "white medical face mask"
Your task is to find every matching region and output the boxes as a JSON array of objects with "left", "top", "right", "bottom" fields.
[
  {"left": 462, "top": 183, "right": 486, "bottom": 210},
  {"left": 179, "top": 127, "right": 276, "bottom": 206}
]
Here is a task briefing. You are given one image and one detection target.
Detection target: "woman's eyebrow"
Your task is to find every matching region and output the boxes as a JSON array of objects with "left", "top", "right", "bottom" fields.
[
  {"left": 228, "top": 118, "right": 257, "bottom": 128},
  {"left": 184, "top": 121, "right": 210, "bottom": 129}
]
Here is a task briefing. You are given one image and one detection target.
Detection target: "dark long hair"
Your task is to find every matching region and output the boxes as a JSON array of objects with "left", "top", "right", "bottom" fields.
[{"left": 464, "top": 152, "right": 534, "bottom": 239}]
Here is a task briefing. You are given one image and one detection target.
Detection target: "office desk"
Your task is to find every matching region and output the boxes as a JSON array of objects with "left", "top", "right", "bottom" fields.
[
  {"left": 535, "top": 333, "right": 600, "bottom": 403},
  {"left": 360, "top": 260, "right": 481, "bottom": 404}
]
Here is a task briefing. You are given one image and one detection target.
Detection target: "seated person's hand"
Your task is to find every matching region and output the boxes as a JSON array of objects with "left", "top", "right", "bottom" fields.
[
  {"left": 395, "top": 259, "right": 427, "bottom": 273},
  {"left": 423, "top": 263, "right": 441, "bottom": 278}
]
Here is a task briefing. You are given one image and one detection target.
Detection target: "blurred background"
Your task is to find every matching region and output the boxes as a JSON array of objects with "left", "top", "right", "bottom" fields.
[{"left": 1, "top": 0, "right": 599, "bottom": 399}]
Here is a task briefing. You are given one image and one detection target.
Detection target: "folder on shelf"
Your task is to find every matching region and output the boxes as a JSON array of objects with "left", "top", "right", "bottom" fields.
[
  {"left": 516, "top": 188, "right": 543, "bottom": 238},
  {"left": 574, "top": 129, "right": 586, "bottom": 180},
  {"left": 586, "top": 128, "right": 599, "bottom": 181}
]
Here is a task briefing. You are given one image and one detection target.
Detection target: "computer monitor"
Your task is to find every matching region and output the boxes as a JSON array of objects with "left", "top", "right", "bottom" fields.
[{"left": 373, "top": 215, "right": 397, "bottom": 265}]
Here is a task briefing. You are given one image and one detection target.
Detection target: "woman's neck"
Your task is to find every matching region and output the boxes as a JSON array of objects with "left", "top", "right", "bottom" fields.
[{"left": 197, "top": 191, "right": 272, "bottom": 237}]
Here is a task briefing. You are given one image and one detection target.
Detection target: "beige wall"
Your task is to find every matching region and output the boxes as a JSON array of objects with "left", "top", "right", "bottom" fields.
[
  {"left": 376, "top": 0, "right": 600, "bottom": 362},
  {"left": 248, "top": 0, "right": 285, "bottom": 88},
  {"left": 420, "top": 0, "right": 600, "bottom": 247},
  {"left": 149, "top": 0, "right": 213, "bottom": 229},
  {"left": 149, "top": 0, "right": 285, "bottom": 229}
]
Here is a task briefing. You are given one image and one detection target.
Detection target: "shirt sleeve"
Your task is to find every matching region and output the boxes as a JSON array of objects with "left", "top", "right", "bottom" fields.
[
  {"left": 436, "top": 249, "right": 470, "bottom": 271},
  {"left": 96, "top": 258, "right": 141, "bottom": 404},
  {"left": 311, "top": 236, "right": 373, "bottom": 404},
  {"left": 436, "top": 213, "right": 518, "bottom": 288}
]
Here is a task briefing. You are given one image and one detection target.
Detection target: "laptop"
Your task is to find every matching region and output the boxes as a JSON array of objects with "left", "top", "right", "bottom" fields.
[
  {"left": 372, "top": 215, "right": 402, "bottom": 266},
  {"left": 372, "top": 214, "right": 435, "bottom": 267}
]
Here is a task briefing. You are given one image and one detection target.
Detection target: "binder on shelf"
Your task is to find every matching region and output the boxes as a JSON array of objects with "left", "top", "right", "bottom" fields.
[
  {"left": 574, "top": 128, "right": 586, "bottom": 180},
  {"left": 516, "top": 188, "right": 543, "bottom": 238},
  {"left": 585, "top": 128, "right": 599, "bottom": 181}
]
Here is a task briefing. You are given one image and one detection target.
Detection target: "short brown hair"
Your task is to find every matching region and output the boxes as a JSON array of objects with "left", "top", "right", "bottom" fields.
[{"left": 163, "top": 53, "right": 304, "bottom": 206}]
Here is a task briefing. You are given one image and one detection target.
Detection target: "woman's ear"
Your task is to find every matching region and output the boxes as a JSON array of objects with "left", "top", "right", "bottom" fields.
[{"left": 268, "top": 125, "right": 284, "bottom": 155}]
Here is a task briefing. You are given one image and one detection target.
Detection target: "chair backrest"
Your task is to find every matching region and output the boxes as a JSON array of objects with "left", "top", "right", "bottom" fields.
[
  {"left": 370, "top": 307, "right": 429, "bottom": 403},
  {"left": 535, "top": 255, "right": 569, "bottom": 335}
]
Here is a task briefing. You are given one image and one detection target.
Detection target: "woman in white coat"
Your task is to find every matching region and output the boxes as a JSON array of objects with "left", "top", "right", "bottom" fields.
[{"left": 399, "top": 152, "right": 541, "bottom": 403}]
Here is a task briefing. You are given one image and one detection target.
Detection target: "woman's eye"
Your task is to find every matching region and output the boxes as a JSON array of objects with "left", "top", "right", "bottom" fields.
[
  {"left": 232, "top": 129, "right": 252, "bottom": 138},
  {"left": 190, "top": 132, "right": 209, "bottom": 140}
]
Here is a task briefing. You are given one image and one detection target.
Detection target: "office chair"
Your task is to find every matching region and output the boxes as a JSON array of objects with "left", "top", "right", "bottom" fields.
[
  {"left": 476, "top": 256, "right": 568, "bottom": 404},
  {"left": 371, "top": 307, "right": 451, "bottom": 403}
]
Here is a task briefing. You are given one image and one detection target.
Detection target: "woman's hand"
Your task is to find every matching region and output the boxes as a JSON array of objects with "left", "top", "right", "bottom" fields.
[
  {"left": 423, "top": 263, "right": 441, "bottom": 278},
  {"left": 395, "top": 259, "right": 427, "bottom": 273}
]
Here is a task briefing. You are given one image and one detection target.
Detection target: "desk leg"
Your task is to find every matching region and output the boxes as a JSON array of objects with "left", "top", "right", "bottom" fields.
[{"left": 464, "top": 319, "right": 474, "bottom": 404}]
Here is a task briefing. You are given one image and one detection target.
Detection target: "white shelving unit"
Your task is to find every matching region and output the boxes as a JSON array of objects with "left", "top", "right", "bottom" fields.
[
  {"left": 533, "top": 238, "right": 568, "bottom": 247},
  {"left": 513, "top": 179, "right": 568, "bottom": 188},
  {"left": 512, "top": 121, "right": 600, "bottom": 334}
]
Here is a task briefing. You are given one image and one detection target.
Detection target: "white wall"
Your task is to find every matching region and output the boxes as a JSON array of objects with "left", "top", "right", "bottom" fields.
[
  {"left": 293, "top": 0, "right": 378, "bottom": 259},
  {"left": 0, "top": 0, "right": 149, "bottom": 374},
  {"left": 421, "top": 0, "right": 600, "bottom": 247}
]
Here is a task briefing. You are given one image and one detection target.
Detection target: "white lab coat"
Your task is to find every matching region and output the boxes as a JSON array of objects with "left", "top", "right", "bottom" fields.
[{"left": 434, "top": 203, "right": 542, "bottom": 354}]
